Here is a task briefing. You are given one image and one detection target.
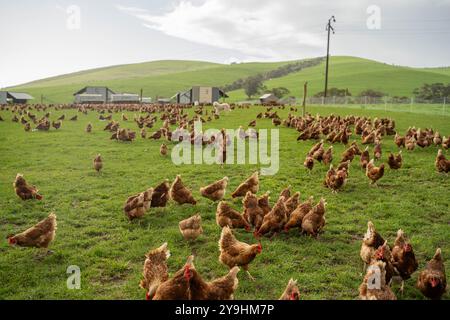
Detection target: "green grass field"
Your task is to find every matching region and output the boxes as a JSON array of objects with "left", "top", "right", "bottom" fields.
[
  {"left": 7, "top": 56, "right": 450, "bottom": 104},
  {"left": 0, "top": 104, "right": 449, "bottom": 300}
]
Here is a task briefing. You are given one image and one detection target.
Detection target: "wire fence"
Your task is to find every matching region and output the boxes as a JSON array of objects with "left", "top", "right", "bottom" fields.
[
  {"left": 303, "top": 96, "right": 447, "bottom": 106},
  {"left": 285, "top": 96, "right": 448, "bottom": 116}
]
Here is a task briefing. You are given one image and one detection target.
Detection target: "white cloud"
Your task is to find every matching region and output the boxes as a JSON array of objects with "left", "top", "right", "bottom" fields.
[{"left": 116, "top": 0, "right": 327, "bottom": 60}]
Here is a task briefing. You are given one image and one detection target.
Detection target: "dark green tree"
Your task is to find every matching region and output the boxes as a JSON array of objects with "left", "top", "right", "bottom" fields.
[
  {"left": 270, "top": 87, "right": 290, "bottom": 99},
  {"left": 359, "top": 89, "right": 386, "bottom": 98},
  {"left": 243, "top": 74, "right": 265, "bottom": 99},
  {"left": 413, "top": 83, "right": 450, "bottom": 99}
]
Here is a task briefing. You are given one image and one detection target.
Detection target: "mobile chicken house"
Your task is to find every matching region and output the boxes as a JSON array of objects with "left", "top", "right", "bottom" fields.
[
  {"left": 0, "top": 91, "right": 34, "bottom": 104},
  {"left": 259, "top": 93, "right": 279, "bottom": 105},
  {"left": 74, "top": 86, "right": 115, "bottom": 104},
  {"left": 110, "top": 93, "right": 140, "bottom": 103},
  {"left": 174, "top": 86, "right": 228, "bottom": 104}
]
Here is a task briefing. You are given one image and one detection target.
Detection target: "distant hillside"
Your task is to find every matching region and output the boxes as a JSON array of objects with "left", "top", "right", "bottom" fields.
[
  {"left": 8, "top": 56, "right": 450, "bottom": 103},
  {"left": 227, "top": 56, "right": 450, "bottom": 101},
  {"left": 9, "top": 60, "right": 296, "bottom": 103}
]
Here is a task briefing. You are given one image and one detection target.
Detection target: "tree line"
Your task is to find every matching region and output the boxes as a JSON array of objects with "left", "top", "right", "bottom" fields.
[{"left": 221, "top": 57, "right": 324, "bottom": 99}]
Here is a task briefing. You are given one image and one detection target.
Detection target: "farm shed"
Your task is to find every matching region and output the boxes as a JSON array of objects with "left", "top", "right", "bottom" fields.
[
  {"left": 0, "top": 91, "right": 34, "bottom": 104},
  {"left": 157, "top": 98, "right": 172, "bottom": 105},
  {"left": 74, "top": 86, "right": 115, "bottom": 104},
  {"left": 259, "top": 93, "right": 279, "bottom": 104},
  {"left": 174, "top": 86, "right": 228, "bottom": 104},
  {"left": 110, "top": 93, "right": 140, "bottom": 103}
]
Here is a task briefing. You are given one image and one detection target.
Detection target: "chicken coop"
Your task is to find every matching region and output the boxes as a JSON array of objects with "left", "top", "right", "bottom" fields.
[
  {"left": 110, "top": 93, "right": 140, "bottom": 104},
  {"left": 0, "top": 91, "right": 34, "bottom": 104},
  {"left": 174, "top": 86, "right": 228, "bottom": 105},
  {"left": 259, "top": 93, "right": 279, "bottom": 105},
  {"left": 73, "top": 86, "right": 115, "bottom": 104}
]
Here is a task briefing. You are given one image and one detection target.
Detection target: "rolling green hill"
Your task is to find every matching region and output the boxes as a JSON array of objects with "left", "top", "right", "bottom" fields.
[
  {"left": 9, "top": 60, "right": 295, "bottom": 104},
  {"left": 7, "top": 56, "right": 450, "bottom": 103},
  {"left": 228, "top": 56, "right": 450, "bottom": 101}
]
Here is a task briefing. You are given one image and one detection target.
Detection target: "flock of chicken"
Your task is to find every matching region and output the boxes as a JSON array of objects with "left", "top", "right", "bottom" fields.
[
  {"left": 292, "top": 114, "right": 450, "bottom": 193},
  {"left": 2, "top": 102, "right": 449, "bottom": 300},
  {"left": 359, "top": 221, "right": 446, "bottom": 300}
]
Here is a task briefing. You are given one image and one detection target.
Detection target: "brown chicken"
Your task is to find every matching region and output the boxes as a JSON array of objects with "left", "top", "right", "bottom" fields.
[
  {"left": 200, "top": 177, "right": 228, "bottom": 201},
  {"left": 341, "top": 145, "right": 357, "bottom": 163},
  {"left": 140, "top": 243, "right": 170, "bottom": 300},
  {"left": 443, "top": 136, "right": 450, "bottom": 149},
  {"left": 257, "top": 192, "right": 271, "bottom": 216},
  {"left": 160, "top": 144, "right": 168, "bottom": 156},
  {"left": 179, "top": 214, "right": 203, "bottom": 241},
  {"left": 123, "top": 188, "right": 153, "bottom": 221},
  {"left": 231, "top": 172, "right": 259, "bottom": 198},
  {"left": 93, "top": 154, "right": 103, "bottom": 173},
  {"left": 13, "top": 173, "right": 43, "bottom": 200},
  {"left": 242, "top": 191, "right": 265, "bottom": 231},
  {"left": 303, "top": 155, "right": 314, "bottom": 172},
  {"left": 433, "top": 132, "right": 442, "bottom": 146},
  {"left": 417, "top": 248, "right": 447, "bottom": 300},
  {"left": 405, "top": 137, "right": 416, "bottom": 151},
  {"left": 359, "top": 261, "right": 397, "bottom": 300},
  {"left": 366, "top": 159, "right": 385, "bottom": 185},
  {"left": 170, "top": 175, "right": 197, "bottom": 205},
  {"left": 255, "top": 196, "right": 288, "bottom": 238},
  {"left": 141, "top": 128, "right": 147, "bottom": 139},
  {"left": 153, "top": 256, "right": 193, "bottom": 300},
  {"left": 391, "top": 229, "right": 419, "bottom": 293},
  {"left": 301, "top": 198, "right": 326, "bottom": 237},
  {"left": 322, "top": 146, "right": 333, "bottom": 166},
  {"left": 284, "top": 192, "right": 300, "bottom": 216},
  {"left": 311, "top": 143, "right": 325, "bottom": 162},
  {"left": 373, "top": 139, "right": 382, "bottom": 160},
  {"left": 394, "top": 133, "right": 406, "bottom": 148},
  {"left": 307, "top": 140, "right": 323, "bottom": 157},
  {"left": 388, "top": 151, "right": 403, "bottom": 169},
  {"left": 279, "top": 279, "right": 300, "bottom": 300},
  {"left": 360, "top": 146, "right": 370, "bottom": 169},
  {"left": 324, "top": 164, "right": 347, "bottom": 193},
  {"left": 216, "top": 201, "right": 251, "bottom": 230},
  {"left": 151, "top": 179, "right": 170, "bottom": 207},
  {"left": 52, "top": 120, "right": 62, "bottom": 130},
  {"left": 278, "top": 186, "right": 291, "bottom": 199},
  {"left": 219, "top": 226, "right": 262, "bottom": 280},
  {"left": 360, "top": 221, "right": 386, "bottom": 272},
  {"left": 85, "top": 123, "right": 92, "bottom": 133},
  {"left": 435, "top": 149, "right": 450, "bottom": 173},
  {"left": 371, "top": 240, "right": 395, "bottom": 285},
  {"left": 189, "top": 261, "right": 240, "bottom": 300},
  {"left": 284, "top": 196, "right": 314, "bottom": 233},
  {"left": 7, "top": 212, "right": 57, "bottom": 251}
]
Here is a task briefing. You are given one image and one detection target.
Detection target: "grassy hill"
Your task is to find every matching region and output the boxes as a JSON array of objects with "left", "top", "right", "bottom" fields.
[
  {"left": 7, "top": 56, "right": 450, "bottom": 104},
  {"left": 228, "top": 56, "right": 450, "bottom": 101},
  {"left": 9, "top": 60, "right": 295, "bottom": 104}
]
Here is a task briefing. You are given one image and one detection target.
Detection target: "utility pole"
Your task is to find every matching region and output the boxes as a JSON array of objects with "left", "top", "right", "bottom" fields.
[
  {"left": 302, "top": 81, "right": 308, "bottom": 117},
  {"left": 324, "top": 15, "right": 336, "bottom": 98}
]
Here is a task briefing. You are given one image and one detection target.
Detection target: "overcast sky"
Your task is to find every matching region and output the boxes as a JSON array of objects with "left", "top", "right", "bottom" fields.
[{"left": 1, "top": 0, "right": 449, "bottom": 88}]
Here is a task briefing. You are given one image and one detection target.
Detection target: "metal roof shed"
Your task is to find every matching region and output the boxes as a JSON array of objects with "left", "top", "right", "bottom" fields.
[{"left": 0, "top": 91, "right": 34, "bottom": 104}]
